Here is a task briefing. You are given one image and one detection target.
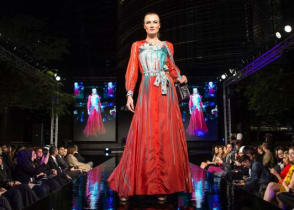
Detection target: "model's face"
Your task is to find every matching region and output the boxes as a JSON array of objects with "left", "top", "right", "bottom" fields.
[
  {"left": 193, "top": 88, "right": 198, "bottom": 94},
  {"left": 144, "top": 14, "right": 160, "bottom": 36},
  {"left": 214, "top": 147, "right": 219, "bottom": 153},
  {"left": 64, "top": 149, "right": 68, "bottom": 156},
  {"left": 92, "top": 89, "right": 97, "bottom": 94},
  {"left": 218, "top": 147, "right": 223, "bottom": 154}
]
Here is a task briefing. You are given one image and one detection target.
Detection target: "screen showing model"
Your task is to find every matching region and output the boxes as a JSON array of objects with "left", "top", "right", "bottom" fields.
[
  {"left": 180, "top": 81, "right": 218, "bottom": 141},
  {"left": 73, "top": 81, "right": 116, "bottom": 142}
]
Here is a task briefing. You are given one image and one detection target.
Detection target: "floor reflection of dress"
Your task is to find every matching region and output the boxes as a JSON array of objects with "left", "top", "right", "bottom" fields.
[
  {"left": 187, "top": 89, "right": 208, "bottom": 136},
  {"left": 83, "top": 92, "right": 106, "bottom": 136}
]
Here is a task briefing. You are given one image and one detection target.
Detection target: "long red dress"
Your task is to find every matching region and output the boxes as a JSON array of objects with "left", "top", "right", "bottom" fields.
[
  {"left": 83, "top": 94, "right": 106, "bottom": 136},
  {"left": 107, "top": 40, "right": 193, "bottom": 196},
  {"left": 187, "top": 94, "right": 208, "bottom": 136}
]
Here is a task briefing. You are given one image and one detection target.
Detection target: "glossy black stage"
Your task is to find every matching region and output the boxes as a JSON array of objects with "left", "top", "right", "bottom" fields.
[{"left": 25, "top": 155, "right": 279, "bottom": 210}]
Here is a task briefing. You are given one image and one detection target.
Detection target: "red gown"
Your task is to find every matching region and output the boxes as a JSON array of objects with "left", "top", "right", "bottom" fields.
[
  {"left": 107, "top": 40, "right": 193, "bottom": 196},
  {"left": 83, "top": 94, "right": 106, "bottom": 136},
  {"left": 187, "top": 94, "right": 208, "bottom": 136}
]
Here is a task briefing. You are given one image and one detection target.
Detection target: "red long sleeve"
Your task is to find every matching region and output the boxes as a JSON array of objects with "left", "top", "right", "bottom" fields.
[
  {"left": 166, "top": 41, "right": 181, "bottom": 81},
  {"left": 125, "top": 42, "right": 139, "bottom": 93}
]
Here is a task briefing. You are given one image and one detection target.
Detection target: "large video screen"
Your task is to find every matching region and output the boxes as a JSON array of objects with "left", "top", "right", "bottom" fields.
[
  {"left": 180, "top": 81, "right": 218, "bottom": 141},
  {"left": 73, "top": 80, "right": 116, "bottom": 142}
]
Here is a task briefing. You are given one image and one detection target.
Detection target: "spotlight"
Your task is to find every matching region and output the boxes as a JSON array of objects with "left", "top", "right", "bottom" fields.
[
  {"left": 55, "top": 76, "right": 61, "bottom": 81},
  {"left": 104, "top": 147, "right": 111, "bottom": 156},
  {"left": 221, "top": 74, "right": 227, "bottom": 80},
  {"left": 275, "top": 32, "right": 282, "bottom": 39},
  {"left": 284, "top": 25, "right": 292, "bottom": 33}
]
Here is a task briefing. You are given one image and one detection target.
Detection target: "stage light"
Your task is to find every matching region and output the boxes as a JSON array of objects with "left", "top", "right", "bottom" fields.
[
  {"left": 284, "top": 25, "right": 292, "bottom": 33},
  {"left": 55, "top": 76, "right": 61, "bottom": 81},
  {"left": 221, "top": 74, "right": 227, "bottom": 80},
  {"left": 275, "top": 32, "right": 282, "bottom": 39},
  {"left": 104, "top": 147, "right": 111, "bottom": 156}
]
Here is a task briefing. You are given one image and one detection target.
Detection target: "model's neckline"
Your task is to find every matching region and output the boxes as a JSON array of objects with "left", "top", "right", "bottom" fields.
[{"left": 144, "top": 40, "right": 164, "bottom": 46}]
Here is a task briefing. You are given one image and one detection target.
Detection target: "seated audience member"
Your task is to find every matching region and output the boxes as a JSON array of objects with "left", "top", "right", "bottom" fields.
[
  {"left": 273, "top": 146, "right": 285, "bottom": 173},
  {"left": 264, "top": 146, "right": 294, "bottom": 207},
  {"left": 48, "top": 146, "right": 80, "bottom": 179},
  {"left": 13, "top": 146, "right": 26, "bottom": 165},
  {"left": 200, "top": 145, "right": 223, "bottom": 169},
  {"left": 257, "top": 145, "right": 264, "bottom": 163},
  {"left": 73, "top": 145, "right": 93, "bottom": 167},
  {"left": 14, "top": 150, "right": 54, "bottom": 198},
  {"left": 237, "top": 148, "right": 270, "bottom": 193},
  {"left": 247, "top": 147, "right": 271, "bottom": 189},
  {"left": 57, "top": 146, "right": 81, "bottom": 175},
  {"left": 1, "top": 145, "right": 15, "bottom": 177},
  {"left": 200, "top": 145, "right": 219, "bottom": 169},
  {"left": 271, "top": 153, "right": 291, "bottom": 184},
  {"left": 35, "top": 147, "right": 69, "bottom": 187},
  {"left": 262, "top": 142, "right": 275, "bottom": 168},
  {"left": 66, "top": 145, "right": 92, "bottom": 172},
  {"left": 73, "top": 145, "right": 86, "bottom": 162},
  {"left": 224, "top": 143, "right": 234, "bottom": 169},
  {"left": 0, "top": 155, "right": 38, "bottom": 209},
  {"left": 238, "top": 154, "right": 262, "bottom": 192}
]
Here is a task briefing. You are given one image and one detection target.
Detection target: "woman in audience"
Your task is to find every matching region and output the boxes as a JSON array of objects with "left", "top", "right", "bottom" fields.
[
  {"left": 263, "top": 146, "right": 294, "bottom": 206},
  {"left": 66, "top": 145, "right": 92, "bottom": 172},
  {"left": 257, "top": 145, "right": 264, "bottom": 163},
  {"left": 273, "top": 146, "right": 285, "bottom": 173},
  {"left": 0, "top": 155, "right": 38, "bottom": 209},
  {"left": 14, "top": 149, "right": 51, "bottom": 199},
  {"left": 200, "top": 145, "right": 219, "bottom": 169}
]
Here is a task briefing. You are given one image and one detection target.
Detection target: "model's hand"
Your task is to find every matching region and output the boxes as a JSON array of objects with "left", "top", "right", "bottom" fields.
[
  {"left": 126, "top": 96, "right": 135, "bottom": 113},
  {"left": 177, "top": 75, "right": 188, "bottom": 84}
]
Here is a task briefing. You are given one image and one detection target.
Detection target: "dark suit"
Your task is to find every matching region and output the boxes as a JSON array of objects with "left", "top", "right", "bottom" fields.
[
  {"left": 48, "top": 156, "right": 63, "bottom": 175},
  {"left": 55, "top": 155, "right": 81, "bottom": 179},
  {"left": 56, "top": 155, "right": 70, "bottom": 170}
]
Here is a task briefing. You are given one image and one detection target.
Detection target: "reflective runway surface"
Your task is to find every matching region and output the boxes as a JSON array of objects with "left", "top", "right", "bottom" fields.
[
  {"left": 71, "top": 156, "right": 278, "bottom": 210},
  {"left": 26, "top": 155, "right": 279, "bottom": 210}
]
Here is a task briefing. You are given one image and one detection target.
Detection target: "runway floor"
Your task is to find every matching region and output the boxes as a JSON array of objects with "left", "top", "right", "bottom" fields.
[{"left": 26, "top": 155, "right": 279, "bottom": 210}]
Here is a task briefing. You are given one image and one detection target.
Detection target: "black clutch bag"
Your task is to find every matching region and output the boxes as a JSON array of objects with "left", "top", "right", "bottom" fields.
[{"left": 175, "top": 83, "right": 190, "bottom": 102}]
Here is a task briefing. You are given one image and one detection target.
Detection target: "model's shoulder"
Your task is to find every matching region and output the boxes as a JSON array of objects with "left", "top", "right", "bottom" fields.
[
  {"left": 133, "top": 40, "right": 146, "bottom": 45},
  {"left": 163, "top": 40, "right": 173, "bottom": 46}
]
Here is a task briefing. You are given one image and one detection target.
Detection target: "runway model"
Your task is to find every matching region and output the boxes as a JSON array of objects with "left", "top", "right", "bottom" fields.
[
  {"left": 107, "top": 12, "right": 193, "bottom": 201},
  {"left": 83, "top": 88, "right": 105, "bottom": 136}
]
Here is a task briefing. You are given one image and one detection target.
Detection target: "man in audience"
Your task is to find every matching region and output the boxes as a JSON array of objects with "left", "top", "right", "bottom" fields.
[
  {"left": 56, "top": 146, "right": 81, "bottom": 179},
  {"left": 262, "top": 142, "right": 275, "bottom": 168},
  {"left": 224, "top": 143, "right": 234, "bottom": 169},
  {"left": 238, "top": 155, "right": 261, "bottom": 192},
  {"left": 49, "top": 146, "right": 80, "bottom": 179}
]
